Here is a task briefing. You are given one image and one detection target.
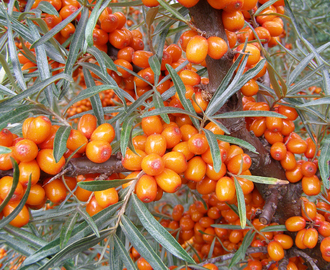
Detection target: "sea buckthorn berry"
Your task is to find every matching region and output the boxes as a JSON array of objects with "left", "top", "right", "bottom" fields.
[
  {"left": 75, "top": 178, "right": 93, "bottom": 201},
  {"left": 278, "top": 151, "right": 296, "bottom": 171},
  {"left": 179, "top": 30, "right": 198, "bottom": 52},
  {"left": 321, "top": 237, "right": 330, "bottom": 257},
  {"left": 122, "top": 149, "right": 146, "bottom": 171},
  {"left": 162, "top": 152, "right": 187, "bottom": 174},
  {"left": 301, "top": 161, "right": 317, "bottom": 177},
  {"left": 18, "top": 160, "right": 40, "bottom": 187},
  {"left": 177, "top": 0, "right": 199, "bottom": 8},
  {"left": 281, "top": 120, "right": 295, "bottom": 136},
  {"left": 207, "top": 36, "right": 228, "bottom": 60},
  {"left": 206, "top": 163, "right": 227, "bottom": 181},
  {"left": 117, "top": 47, "right": 134, "bottom": 62},
  {"left": 303, "top": 228, "right": 318, "bottom": 249},
  {"left": 66, "top": 129, "right": 88, "bottom": 154},
  {"left": 101, "top": 14, "right": 119, "bottom": 33},
  {"left": 236, "top": 175, "right": 254, "bottom": 195},
  {"left": 254, "top": 26, "right": 271, "bottom": 43},
  {"left": 113, "top": 11, "right": 126, "bottom": 29},
  {"left": 155, "top": 168, "right": 181, "bottom": 193},
  {"left": 287, "top": 139, "right": 307, "bottom": 154},
  {"left": 179, "top": 70, "right": 201, "bottom": 86},
  {"left": 135, "top": 175, "right": 157, "bottom": 203},
  {"left": 161, "top": 126, "right": 182, "bottom": 149},
  {"left": 86, "top": 140, "right": 112, "bottom": 163},
  {"left": 173, "top": 141, "right": 194, "bottom": 160},
  {"left": 92, "top": 28, "right": 108, "bottom": 46},
  {"left": 236, "top": 44, "right": 261, "bottom": 67},
  {"left": 3, "top": 201, "right": 29, "bottom": 227},
  {"left": 196, "top": 177, "right": 216, "bottom": 195},
  {"left": 203, "top": 263, "right": 218, "bottom": 270},
  {"left": 0, "top": 147, "right": 17, "bottom": 170},
  {"left": 262, "top": 21, "right": 284, "bottom": 37},
  {"left": 203, "top": 227, "right": 216, "bottom": 243},
  {"left": 59, "top": 5, "right": 78, "bottom": 20},
  {"left": 302, "top": 201, "right": 316, "bottom": 221},
  {"left": 132, "top": 50, "right": 153, "bottom": 69},
  {"left": 229, "top": 229, "right": 243, "bottom": 244},
  {"left": 86, "top": 196, "right": 103, "bottom": 216},
  {"left": 216, "top": 176, "right": 236, "bottom": 202},
  {"left": 270, "top": 142, "right": 287, "bottom": 161},
  {"left": 273, "top": 234, "right": 293, "bottom": 249},
  {"left": 278, "top": 105, "right": 298, "bottom": 121},
  {"left": 109, "top": 29, "right": 130, "bottom": 49},
  {"left": 13, "top": 139, "right": 38, "bottom": 162},
  {"left": 39, "top": 125, "right": 60, "bottom": 149},
  {"left": 142, "top": 0, "right": 159, "bottom": 7},
  {"left": 145, "top": 134, "right": 167, "bottom": 156},
  {"left": 90, "top": 123, "right": 115, "bottom": 143},
  {"left": 44, "top": 178, "right": 67, "bottom": 204},
  {"left": 180, "top": 216, "right": 195, "bottom": 230},
  {"left": 285, "top": 164, "right": 303, "bottom": 183},
  {"left": 44, "top": 14, "right": 62, "bottom": 28},
  {"left": 318, "top": 222, "right": 330, "bottom": 237},
  {"left": 255, "top": 6, "right": 277, "bottom": 24},
  {"left": 188, "top": 133, "right": 209, "bottom": 155},
  {"left": 37, "top": 149, "right": 65, "bottom": 175},
  {"left": 266, "top": 117, "right": 283, "bottom": 133},
  {"left": 204, "top": 122, "right": 225, "bottom": 135},
  {"left": 184, "top": 156, "right": 207, "bottom": 182},
  {"left": 133, "top": 135, "right": 147, "bottom": 152},
  {"left": 202, "top": 145, "right": 227, "bottom": 165},
  {"left": 165, "top": 44, "right": 182, "bottom": 63},
  {"left": 94, "top": 188, "right": 118, "bottom": 208},
  {"left": 222, "top": 10, "right": 245, "bottom": 32},
  {"left": 0, "top": 176, "right": 23, "bottom": 201},
  {"left": 267, "top": 241, "right": 284, "bottom": 261},
  {"left": 227, "top": 153, "right": 252, "bottom": 174},
  {"left": 285, "top": 216, "right": 306, "bottom": 232},
  {"left": 141, "top": 153, "right": 164, "bottom": 176},
  {"left": 252, "top": 188, "right": 264, "bottom": 206},
  {"left": 237, "top": 27, "right": 254, "bottom": 44},
  {"left": 180, "top": 124, "right": 198, "bottom": 141},
  {"left": 225, "top": 29, "right": 237, "bottom": 48},
  {"left": 172, "top": 204, "right": 184, "bottom": 221},
  {"left": 137, "top": 257, "right": 152, "bottom": 270},
  {"left": 26, "top": 184, "right": 45, "bottom": 206},
  {"left": 240, "top": 79, "right": 259, "bottom": 97},
  {"left": 186, "top": 35, "right": 208, "bottom": 64},
  {"left": 226, "top": 145, "right": 244, "bottom": 162},
  {"left": 302, "top": 175, "right": 321, "bottom": 196},
  {"left": 305, "top": 138, "right": 316, "bottom": 158},
  {"left": 77, "top": 114, "right": 97, "bottom": 139},
  {"left": 250, "top": 118, "right": 266, "bottom": 137},
  {"left": 0, "top": 129, "right": 13, "bottom": 147},
  {"left": 114, "top": 59, "right": 133, "bottom": 79},
  {"left": 142, "top": 116, "right": 163, "bottom": 136},
  {"left": 295, "top": 229, "right": 307, "bottom": 249}
]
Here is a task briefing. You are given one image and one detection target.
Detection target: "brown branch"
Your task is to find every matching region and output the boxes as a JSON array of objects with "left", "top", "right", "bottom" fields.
[
  {"left": 293, "top": 249, "right": 320, "bottom": 270},
  {"left": 259, "top": 188, "right": 278, "bottom": 225}
]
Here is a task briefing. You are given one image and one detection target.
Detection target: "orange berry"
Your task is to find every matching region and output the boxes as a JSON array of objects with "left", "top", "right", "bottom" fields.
[
  {"left": 186, "top": 35, "right": 208, "bottom": 64},
  {"left": 286, "top": 139, "right": 307, "bottom": 154},
  {"left": 222, "top": 10, "right": 245, "bottom": 32},
  {"left": 188, "top": 133, "right": 209, "bottom": 155},
  {"left": 303, "top": 228, "right": 318, "bottom": 249},
  {"left": 135, "top": 174, "right": 157, "bottom": 203},
  {"left": 280, "top": 151, "right": 297, "bottom": 171},
  {"left": 101, "top": 14, "right": 119, "bottom": 33},
  {"left": 141, "top": 153, "right": 165, "bottom": 176},
  {"left": 184, "top": 156, "right": 207, "bottom": 182},
  {"left": 86, "top": 140, "right": 112, "bottom": 163},
  {"left": 225, "top": 29, "right": 237, "bottom": 48},
  {"left": 273, "top": 234, "right": 293, "bottom": 249},
  {"left": 267, "top": 241, "right": 284, "bottom": 261},
  {"left": 162, "top": 151, "right": 187, "bottom": 174},
  {"left": 216, "top": 176, "right": 236, "bottom": 202},
  {"left": 44, "top": 178, "right": 67, "bottom": 204},
  {"left": 179, "top": 30, "right": 198, "bottom": 52},
  {"left": 18, "top": 160, "right": 40, "bottom": 187},
  {"left": 122, "top": 149, "right": 146, "bottom": 171},
  {"left": 142, "top": 116, "right": 163, "bottom": 136},
  {"left": 145, "top": 134, "right": 167, "bottom": 156},
  {"left": 207, "top": 36, "right": 228, "bottom": 60},
  {"left": 94, "top": 188, "right": 118, "bottom": 208},
  {"left": 236, "top": 44, "right": 260, "bottom": 67},
  {"left": 0, "top": 129, "right": 13, "bottom": 147},
  {"left": 227, "top": 153, "right": 252, "bottom": 174},
  {"left": 137, "top": 257, "right": 152, "bottom": 270},
  {"left": 37, "top": 149, "right": 65, "bottom": 175},
  {"left": 90, "top": 123, "right": 115, "bottom": 143},
  {"left": 177, "top": 0, "right": 199, "bottom": 8},
  {"left": 295, "top": 228, "right": 307, "bottom": 249},
  {"left": 161, "top": 126, "right": 182, "bottom": 149},
  {"left": 3, "top": 201, "right": 30, "bottom": 227},
  {"left": 278, "top": 105, "right": 298, "bottom": 121},
  {"left": 13, "top": 139, "right": 38, "bottom": 162},
  {"left": 285, "top": 216, "right": 306, "bottom": 232},
  {"left": 155, "top": 168, "right": 181, "bottom": 193},
  {"left": 302, "top": 175, "right": 321, "bottom": 196},
  {"left": 0, "top": 176, "right": 23, "bottom": 201},
  {"left": 78, "top": 114, "right": 97, "bottom": 139},
  {"left": 66, "top": 129, "right": 88, "bottom": 154},
  {"left": 26, "top": 184, "right": 46, "bottom": 206},
  {"left": 86, "top": 196, "right": 103, "bottom": 216}
]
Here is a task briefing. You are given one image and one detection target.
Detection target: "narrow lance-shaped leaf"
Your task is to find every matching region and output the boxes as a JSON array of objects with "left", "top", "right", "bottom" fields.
[
  {"left": 85, "top": 0, "right": 105, "bottom": 47},
  {"left": 153, "top": 91, "right": 170, "bottom": 124},
  {"left": 76, "top": 207, "right": 100, "bottom": 238},
  {"left": 215, "top": 135, "right": 258, "bottom": 154},
  {"left": 149, "top": 55, "right": 161, "bottom": 85},
  {"left": 229, "top": 230, "right": 255, "bottom": 268},
  {"left": 319, "top": 135, "right": 330, "bottom": 189},
  {"left": 113, "top": 235, "right": 138, "bottom": 270},
  {"left": 123, "top": 91, "right": 153, "bottom": 122},
  {"left": 36, "top": 1, "right": 59, "bottom": 16},
  {"left": 77, "top": 179, "right": 134, "bottom": 191},
  {"left": 132, "top": 194, "right": 195, "bottom": 263},
  {"left": 238, "top": 174, "right": 289, "bottom": 185},
  {"left": 233, "top": 176, "right": 246, "bottom": 229},
  {"left": 142, "top": 107, "right": 202, "bottom": 120},
  {"left": 166, "top": 64, "right": 200, "bottom": 129},
  {"left": 203, "top": 128, "right": 221, "bottom": 173},
  {"left": 120, "top": 215, "right": 168, "bottom": 270},
  {"left": 120, "top": 115, "right": 137, "bottom": 158},
  {"left": 53, "top": 126, "right": 71, "bottom": 163},
  {"left": 212, "top": 110, "right": 286, "bottom": 119},
  {"left": 157, "top": 0, "right": 188, "bottom": 23},
  {"left": 60, "top": 211, "right": 79, "bottom": 248}
]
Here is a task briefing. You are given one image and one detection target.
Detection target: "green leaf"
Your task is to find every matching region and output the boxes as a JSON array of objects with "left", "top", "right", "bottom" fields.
[
  {"left": 64, "top": 85, "right": 117, "bottom": 112},
  {"left": 149, "top": 55, "right": 161, "bottom": 85},
  {"left": 203, "top": 128, "right": 221, "bottom": 173},
  {"left": 82, "top": 67, "right": 105, "bottom": 125},
  {"left": 233, "top": 176, "right": 246, "bottom": 229},
  {"left": 142, "top": 107, "right": 202, "bottom": 120},
  {"left": 0, "top": 53, "right": 19, "bottom": 92},
  {"left": 86, "top": 46, "right": 109, "bottom": 77},
  {"left": 153, "top": 91, "right": 170, "bottom": 124},
  {"left": 166, "top": 64, "right": 200, "bottom": 129},
  {"left": 0, "top": 234, "right": 37, "bottom": 257},
  {"left": 23, "top": 202, "right": 123, "bottom": 266},
  {"left": 113, "top": 235, "right": 138, "bottom": 270},
  {"left": 296, "top": 97, "right": 330, "bottom": 108},
  {"left": 212, "top": 224, "right": 248, "bottom": 230},
  {"left": 212, "top": 110, "right": 286, "bottom": 119},
  {"left": 60, "top": 212, "right": 79, "bottom": 248},
  {"left": 157, "top": 0, "right": 188, "bottom": 23},
  {"left": 123, "top": 91, "right": 153, "bottom": 122},
  {"left": 0, "top": 146, "right": 11, "bottom": 154},
  {"left": 77, "top": 207, "right": 100, "bottom": 238},
  {"left": 36, "top": 1, "right": 59, "bottom": 16},
  {"left": 260, "top": 225, "right": 287, "bottom": 232},
  {"left": 238, "top": 175, "right": 289, "bottom": 185},
  {"left": 229, "top": 230, "right": 255, "bottom": 268},
  {"left": 120, "top": 215, "right": 168, "bottom": 270},
  {"left": 53, "top": 126, "right": 71, "bottom": 163},
  {"left": 254, "top": 0, "right": 278, "bottom": 16},
  {"left": 85, "top": 0, "right": 106, "bottom": 47},
  {"left": 31, "top": 6, "right": 83, "bottom": 49},
  {"left": 120, "top": 115, "right": 138, "bottom": 158},
  {"left": 77, "top": 179, "right": 134, "bottom": 191},
  {"left": 0, "top": 163, "right": 31, "bottom": 229},
  {"left": 319, "top": 135, "right": 330, "bottom": 189},
  {"left": 215, "top": 135, "right": 258, "bottom": 154},
  {"left": 132, "top": 194, "right": 195, "bottom": 263}
]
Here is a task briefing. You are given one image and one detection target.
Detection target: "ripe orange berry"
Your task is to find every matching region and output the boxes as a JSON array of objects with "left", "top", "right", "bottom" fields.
[
  {"left": 255, "top": 6, "right": 277, "bottom": 24},
  {"left": 285, "top": 164, "right": 303, "bottom": 183},
  {"left": 295, "top": 228, "right": 307, "bottom": 249},
  {"left": 113, "top": 11, "right": 126, "bottom": 29},
  {"left": 302, "top": 201, "right": 316, "bottom": 221},
  {"left": 145, "top": 134, "right": 167, "bottom": 156},
  {"left": 0, "top": 129, "right": 13, "bottom": 147},
  {"left": 94, "top": 188, "right": 118, "bottom": 208},
  {"left": 184, "top": 156, "right": 207, "bottom": 182},
  {"left": 44, "top": 178, "right": 67, "bottom": 204},
  {"left": 236, "top": 44, "right": 260, "bottom": 67},
  {"left": 142, "top": 0, "right": 159, "bottom": 7},
  {"left": 286, "top": 139, "right": 307, "bottom": 154},
  {"left": 227, "top": 153, "right": 252, "bottom": 174},
  {"left": 179, "top": 70, "right": 201, "bottom": 86},
  {"left": 266, "top": 117, "right": 283, "bottom": 133},
  {"left": 26, "top": 184, "right": 46, "bottom": 206},
  {"left": 222, "top": 10, "right": 245, "bottom": 32},
  {"left": 188, "top": 133, "right": 209, "bottom": 155},
  {"left": 240, "top": 79, "right": 259, "bottom": 97},
  {"left": 90, "top": 123, "right": 115, "bottom": 144},
  {"left": 155, "top": 168, "right": 181, "bottom": 193},
  {"left": 305, "top": 137, "right": 316, "bottom": 159},
  {"left": 122, "top": 149, "right": 146, "bottom": 171},
  {"left": 135, "top": 174, "right": 157, "bottom": 203},
  {"left": 280, "top": 151, "right": 297, "bottom": 171},
  {"left": 267, "top": 241, "right": 284, "bottom": 261},
  {"left": 206, "top": 163, "right": 227, "bottom": 180},
  {"left": 285, "top": 216, "right": 306, "bottom": 232},
  {"left": 86, "top": 140, "right": 112, "bottom": 163},
  {"left": 321, "top": 237, "right": 330, "bottom": 257},
  {"left": 303, "top": 228, "right": 318, "bottom": 249},
  {"left": 0, "top": 176, "right": 23, "bottom": 201},
  {"left": 270, "top": 142, "right": 287, "bottom": 161},
  {"left": 273, "top": 234, "right": 293, "bottom": 249},
  {"left": 319, "top": 222, "right": 330, "bottom": 237},
  {"left": 132, "top": 50, "right": 153, "bottom": 69},
  {"left": 23, "top": 116, "right": 52, "bottom": 144},
  {"left": 3, "top": 201, "right": 30, "bottom": 227},
  {"left": 109, "top": 29, "right": 130, "bottom": 49},
  {"left": 137, "top": 257, "right": 152, "bottom": 270},
  {"left": 302, "top": 175, "right": 321, "bottom": 196},
  {"left": 37, "top": 149, "right": 65, "bottom": 175},
  {"left": 86, "top": 196, "right": 103, "bottom": 216},
  {"left": 186, "top": 35, "right": 208, "bottom": 64},
  {"left": 142, "top": 116, "right": 163, "bottom": 136},
  {"left": 101, "top": 14, "right": 119, "bottom": 33},
  {"left": 216, "top": 176, "right": 236, "bottom": 202},
  {"left": 66, "top": 129, "right": 88, "bottom": 154},
  {"left": 161, "top": 126, "right": 182, "bottom": 149},
  {"left": 179, "top": 30, "right": 198, "bottom": 52},
  {"left": 77, "top": 114, "right": 97, "bottom": 139},
  {"left": 278, "top": 105, "right": 298, "bottom": 121},
  {"left": 162, "top": 151, "right": 187, "bottom": 174},
  {"left": 207, "top": 36, "right": 228, "bottom": 60},
  {"left": 18, "top": 160, "right": 40, "bottom": 187},
  {"left": 141, "top": 153, "right": 165, "bottom": 176},
  {"left": 177, "top": 0, "right": 199, "bottom": 8},
  {"left": 13, "top": 139, "right": 38, "bottom": 162},
  {"left": 165, "top": 44, "right": 182, "bottom": 63},
  {"left": 225, "top": 29, "right": 237, "bottom": 48}
]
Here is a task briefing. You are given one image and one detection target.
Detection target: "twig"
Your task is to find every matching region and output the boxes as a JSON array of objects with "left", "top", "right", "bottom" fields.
[
  {"left": 259, "top": 188, "right": 279, "bottom": 225},
  {"left": 294, "top": 249, "right": 320, "bottom": 270}
]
